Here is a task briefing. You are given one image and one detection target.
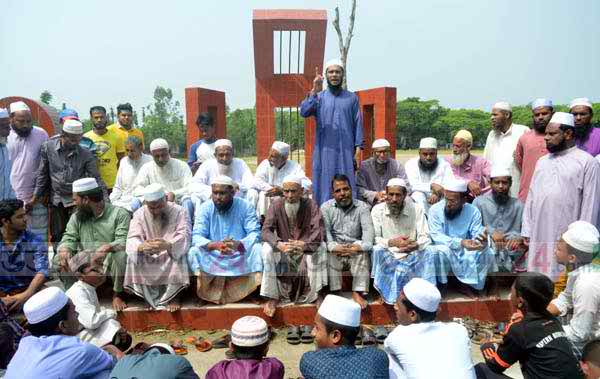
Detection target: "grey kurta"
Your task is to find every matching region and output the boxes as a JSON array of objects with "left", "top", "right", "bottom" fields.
[{"left": 356, "top": 157, "right": 409, "bottom": 206}]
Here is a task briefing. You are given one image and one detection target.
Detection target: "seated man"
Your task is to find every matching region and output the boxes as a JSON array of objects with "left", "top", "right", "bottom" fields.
[
  {"left": 0, "top": 298, "right": 28, "bottom": 372},
  {"left": 473, "top": 167, "right": 525, "bottom": 273},
  {"left": 187, "top": 112, "right": 217, "bottom": 175},
  {"left": 125, "top": 184, "right": 191, "bottom": 312},
  {"left": 110, "top": 343, "right": 199, "bottom": 379},
  {"left": 548, "top": 221, "right": 600, "bottom": 354},
  {"left": 254, "top": 141, "right": 311, "bottom": 218},
  {"left": 385, "top": 278, "right": 476, "bottom": 378},
  {"left": 446, "top": 130, "right": 491, "bottom": 199},
  {"left": 5, "top": 287, "right": 117, "bottom": 379},
  {"left": 321, "top": 174, "right": 374, "bottom": 309},
  {"left": 56, "top": 178, "right": 130, "bottom": 311},
  {"left": 187, "top": 176, "right": 263, "bottom": 305},
  {"left": 428, "top": 179, "right": 494, "bottom": 296},
  {"left": 190, "top": 139, "right": 257, "bottom": 208},
  {"left": 0, "top": 199, "right": 48, "bottom": 312},
  {"left": 300, "top": 295, "right": 389, "bottom": 379},
  {"left": 404, "top": 137, "right": 454, "bottom": 211},
  {"left": 371, "top": 179, "right": 437, "bottom": 305},
  {"left": 110, "top": 136, "right": 152, "bottom": 211},
  {"left": 356, "top": 138, "right": 409, "bottom": 206},
  {"left": 206, "top": 316, "right": 284, "bottom": 379},
  {"left": 581, "top": 339, "right": 600, "bottom": 379},
  {"left": 260, "top": 175, "right": 326, "bottom": 317}
]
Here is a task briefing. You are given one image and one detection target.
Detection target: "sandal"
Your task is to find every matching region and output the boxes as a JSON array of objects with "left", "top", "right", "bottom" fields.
[
  {"left": 286, "top": 326, "right": 301, "bottom": 345},
  {"left": 361, "top": 327, "right": 377, "bottom": 346},
  {"left": 212, "top": 334, "right": 231, "bottom": 349},
  {"left": 300, "top": 325, "right": 314, "bottom": 344},
  {"left": 373, "top": 326, "right": 389, "bottom": 344},
  {"left": 170, "top": 340, "right": 188, "bottom": 355},
  {"left": 194, "top": 338, "right": 213, "bottom": 352}
]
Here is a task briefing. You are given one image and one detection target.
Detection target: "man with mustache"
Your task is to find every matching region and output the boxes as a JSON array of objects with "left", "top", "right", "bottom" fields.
[
  {"left": 110, "top": 136, "right": 152, "bottom": 211},
  {"left": 0, "top": 108, "right": 15, "bottom": 200},
  {"left": 570, "top": 97, "right": 600, "bottom": 157},
  {"left": 446, "top": 129, "right": 491, "bottom": 199},
  {"left": 514, "top": 98, "right": 553, "bottom": 202},
  {"left": 356, "top": 138, "right": 409, "bottom": 207},
  {"left": 523, "top": 112, "right": 600, "bottom": 280}
]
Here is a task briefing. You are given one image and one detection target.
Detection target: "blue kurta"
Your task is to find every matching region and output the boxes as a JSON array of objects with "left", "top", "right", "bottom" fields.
[
  {"left": 300, "top": 88, "right": 363, "bottom": 205},
  {"left": 0, "top": 143, "right": 15, "bottom": 200},
  {"left": 187, "top": 197, "right": 262, "bottom": 276}
]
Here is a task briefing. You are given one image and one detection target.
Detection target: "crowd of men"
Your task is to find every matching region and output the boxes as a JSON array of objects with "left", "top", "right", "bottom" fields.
[{"left": 0, "top": 58, "right": 600, "bottom": 378}]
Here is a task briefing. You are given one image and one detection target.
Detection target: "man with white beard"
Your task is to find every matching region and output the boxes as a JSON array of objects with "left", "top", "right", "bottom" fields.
[{"left": 446, "top": 130, "right": 491, "bottom": 200}]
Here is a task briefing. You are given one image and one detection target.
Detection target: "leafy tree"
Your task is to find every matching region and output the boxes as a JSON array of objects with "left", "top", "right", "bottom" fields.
[
  {"left": 433, "top": 109, "right": 490, "bottom": 148},
  {"left": 142, "top": 86, "right": 186, "bottom": 155},
  {"left": 396, "top": 97, "right": 448, "bottom": 148},
  {"left": 40, "top": 90, "right": 53, "bottom": 105},
  {"left": 226, "top": 108, "right": 257, "bottom": 156}
]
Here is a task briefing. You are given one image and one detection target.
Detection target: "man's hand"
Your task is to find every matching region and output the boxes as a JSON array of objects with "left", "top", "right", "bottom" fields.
[
  {"left": 462, "top": 239, "right": 484, "bottom": 251},
  {"left": 149, "top": 239, "right": 171, "bottom": 252},
  {"left": 400, "top": 240, "right": 418, "bottom": 254},
  {"left": 166, "top": 192, "right": 176, "bottom": 202},
  {"left": 332, "top": 244, "right": 351, "bottom": 257},
  {"left": 430, "top": 183, "right": 444, "bottom": 194},
  {"left": 102, "top": 344, "right": 125, "bottom": 360},
  {"left": 288, "top": 240, "right": 306, "bottom": 254},
  {"left": 506, "top": 237, "right": 524, "bottom": 251},
  {"left": 92, "top": 244, "right": 113, "bottom": 265},
  {"left": 3, "top": 290, "right": 33, "bottom": 312},
  {"left": 311, "top": 66, "right": 324, "bottom": 95},
  {"left": 374, "top": 191, "right": 387, "bottom": 203},
  {"left": 223, "top": 238, "right": 242, "bottom": 253},
  {"left": 138, "top": 242, "right": 157, "bottom": 255},
  {"left": 389, "top": 236, "right": 409, "bottom": 249},
  {"left": 428, "top": 193, "right": 440, "bottom": 205},
  {"left": 276, "top": 242, "right": 293, "bottom": 254},
  {"left": 57, "top": 247, "right": 72, "bottom": 272},
  {"left": 266, "top": 187, "right": 283, "bottom": 197},
  {"left": 467, "top": 181, "right": 481, "bottom": 196}
]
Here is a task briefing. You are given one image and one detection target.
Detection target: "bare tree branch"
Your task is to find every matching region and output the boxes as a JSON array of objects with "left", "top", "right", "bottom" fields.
[
  {"left": 333, "top": 7, "right": 345, "bottom": 59},
  {"left": 331, "top": 1, "right": 357, "bottom": 89},
  {"left": 344, "top": 0, "right": 357, "bottom": 56}
]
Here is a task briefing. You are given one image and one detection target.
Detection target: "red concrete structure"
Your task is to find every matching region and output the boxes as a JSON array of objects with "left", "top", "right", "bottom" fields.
[
  {"left": 184, "top": 87, "right": 227, "bottom": 149},
  {"left": 0, "top": 96, "right": 58, "bottom": 136},
  {"left": 355, "top": 87, "right": 397, "bottom": 160}
]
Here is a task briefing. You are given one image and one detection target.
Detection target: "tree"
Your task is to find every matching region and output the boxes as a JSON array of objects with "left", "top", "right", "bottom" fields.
[
  {"left": 396, "top": 97, "right": 448, "bottom": 148},
  {"left": 40, "top": 90, "right": 53, "bottom": 105},
  {"left": 226, "top": 108, "right": 256, "bottom": 157},
  {"left": 142, "top": 86, "right": 186, "bottom": 155},
  {"left": 433, "top": 109, "right": 490, "bottom": 148},
  {"left": 332, "top": 0, "right": 357, "bottom": 89}
]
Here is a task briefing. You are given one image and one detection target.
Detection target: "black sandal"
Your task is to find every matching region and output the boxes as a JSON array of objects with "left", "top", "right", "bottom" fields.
[
  {"left": 373, "top": 326, "right": 389, "bottom": 344},
  {"left": 212, "top": 334, "right": 231, "bottom": 349},
  {"left": 300, "top": 325, "right": 314, "bottom": 344},
  {"left": 286, "top": 326, "right": 301, "bottom": 345}
]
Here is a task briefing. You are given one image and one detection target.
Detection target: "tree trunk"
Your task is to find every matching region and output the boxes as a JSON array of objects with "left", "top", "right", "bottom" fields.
[{"left": 333, "top": 0, "right": 357, "bottom": 90}]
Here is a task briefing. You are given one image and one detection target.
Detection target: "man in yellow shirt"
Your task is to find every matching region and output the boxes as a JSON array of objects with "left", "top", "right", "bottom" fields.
[
  {"left": 85, "top": 106, "right": 125, "bottom": 192},
  {"left": 107, "top": 103, "right": 144, "bottom": 147}
]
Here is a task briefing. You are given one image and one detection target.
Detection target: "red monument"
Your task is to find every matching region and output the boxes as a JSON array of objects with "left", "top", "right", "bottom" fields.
[{"left": 184, "top": 87, "right": 227, "bottom": 148}]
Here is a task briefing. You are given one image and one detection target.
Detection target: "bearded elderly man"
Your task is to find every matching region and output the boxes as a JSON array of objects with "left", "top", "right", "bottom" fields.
[
  {"left": 260, "top": 175, "right": 326, "bottom": 317},
  {"left": 109, "top": 136, "right": 152, "bottom": 211},
  {"left": 446, "top": 130, "right": 491, "bottom": 199},
  {"left": 405, "top": 137, "right": 454, "bottom": 212},
  {"left": 125, "top": 184, "right": 190, "bottom": 312},
  {"left": 523, "top": 112, "right": 600, "bottom": 279},
  {"left": 254, "top": 141, "right": 311, "bottom": 218},
  {"left": 56, "top": 178, "right": 130, "bottom": 311},
  {"left": 356, "top": 138, "right": 409, "bottom": 207},
  {"left": 570, "top": 97, "right": 600, "bottom": 157},
  {"left": 187, "top": 176, "right": 263, "bottom": 305}
]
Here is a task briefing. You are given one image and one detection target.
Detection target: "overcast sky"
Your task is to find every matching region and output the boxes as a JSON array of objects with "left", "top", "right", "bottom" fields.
[{"left": 1, "top": 0, "right": 598, "bottom": 118}]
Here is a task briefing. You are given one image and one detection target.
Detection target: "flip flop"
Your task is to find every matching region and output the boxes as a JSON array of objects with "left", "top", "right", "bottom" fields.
[
  {"left": 170, "top": 340, "right": 188, "bottom": 355},
  {"left": 300, "top": 325, "right": 314, "bottom": 344},
  {"left": 362, "top": 327, "right": 377, "bottom": 346},
  {"left": 212, "top": 334, "right": 231, "bottom": 349},
  {"left": 194, "top": 338, "right": 213, "bottom": 352},
  {"left": 373, "top": 326, "right": 389, "bottom": 344},
  {"left": 287, "top": 326, "right": 301, "bottom": 345}
]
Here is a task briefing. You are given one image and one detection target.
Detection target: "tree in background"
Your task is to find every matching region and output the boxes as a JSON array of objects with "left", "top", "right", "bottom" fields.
[
  {"left": 39, "top": 90, "right": 53, "bottom": 105},
  {"left": 142, "top": 86, "right": 186, "bottom": 155},
  {"left": 226, "top": 108, "right": 256, "bottom": 157},
  {"left": 433, "top": 109, "right": 490, "bottom": 148},
  {"left": 396, "top": 97, "right": 448, "bottom": 148},
  {"left": 332, "top": 0, "right": 357, "bottom": 89}
]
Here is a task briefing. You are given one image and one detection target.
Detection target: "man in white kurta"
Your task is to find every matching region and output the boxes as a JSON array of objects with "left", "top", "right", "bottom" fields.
[
  {"left": 254, "top": 141, "right": 311, "bottom": 218},
  {"left": 483, "top": 101, "right": 529, "bottom": 197},
  {"left": 109, "top": 136, "right": 152, "bottom": 211},
  {"left": 523, "top": 112, "right": 600, "bottom": 279}
]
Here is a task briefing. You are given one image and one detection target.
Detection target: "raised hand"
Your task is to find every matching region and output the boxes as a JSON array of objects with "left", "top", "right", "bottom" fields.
[{"left": 311, "top": 66, "right": 324, "bottom": 95}]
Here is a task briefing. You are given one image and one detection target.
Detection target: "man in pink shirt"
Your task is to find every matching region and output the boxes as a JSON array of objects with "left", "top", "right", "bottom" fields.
[
  {"left": 446, "top": 129, "right": 491, "bottom": 200},
  {"left": 514, "top": 98, "right": 552, "bottom": 202}
]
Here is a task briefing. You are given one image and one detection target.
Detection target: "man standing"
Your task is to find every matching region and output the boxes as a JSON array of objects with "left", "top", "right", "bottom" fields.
[
  {"left": 0, "top": 109, "right": 15, "bottom": 200},
  {"left": 523, "top": 112, "right": 599, "bottom": 279},
  {"left": 84, "top": 106, "right": 126, "bottom": 192},
  {"left": 187, "top": 112, "right": 217, "bottom": 175},
  {"left": 514, "top": 98, "right": 553, "bottom": 202},
  {"left": 356, "top": 139, "right": 409, "bottom": 207},
  {"left": 447, "top": 129, "right": 491, "bottom": 199},
  {"left": 108, "top": 103, "right": 144, "bottom": 146},
  {"left": 570, "top": 98, "right": 600, "bottom": 157},
  {"left": 110, "top": 136, "right": 152, "bottom": 211},
  {"left": 300, "top": 59, "right": 363, "bottom": 205},
  {"left": 484, "top": 101, "right": 529, "bottom": 197}
]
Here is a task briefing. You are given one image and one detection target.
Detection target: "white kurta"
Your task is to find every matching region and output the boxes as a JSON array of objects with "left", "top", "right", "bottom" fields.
[
  {"left": 483, "top": 123, "right": 529, "bottom": 197},
  {"left": 195, "top": 141, "right": 216, "bottom": 163},
  {"left": 109, "top": 154, "right": 152, "bottom": 211},
  {"left": 404, "top": 156, "right": 454, "bottom": 211},
  {"left": 189, "top": 158, "right": 257, "bottom": 205},
  {"left": 133, "top": 158, "right": 192, "bottom": 202},
  {"left": 65, "top": 280, "right": 121, "bottom": 347}
]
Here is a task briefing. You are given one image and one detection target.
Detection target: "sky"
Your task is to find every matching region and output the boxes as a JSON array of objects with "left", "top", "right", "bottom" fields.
[{"left": 1, "top": 0, "right": 599, "bottom": 119}]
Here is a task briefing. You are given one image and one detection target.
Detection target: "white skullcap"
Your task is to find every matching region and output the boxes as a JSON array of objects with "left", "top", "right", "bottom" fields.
[
  {"left": 9, "top": 101, "right": 30, "bottom": 114},
  {"left": 282, "top": 174, "right": 302, "bottom": 185},
  {"left": 403, "top": 278, "right": 441, "bottom": 312},
  {"left": 492, "top": 101, "right": 512, "bottom": 112},
  {"left": 143, "top": 183, "right": 166, "bottom": 202},
  {"left": 387, "top": 178, "right": 407, "bottom": 188},
  {"left": 444, "top": 178, "right": 468, "bottom": 193},
  {"left": 211, "top": 175, "right": 235, "bottom": 187},
  {"left": 23, "top": 287, "right": 69, "bottom": 324},
  {"left": 231, "top": 316, "right": 269, "bottom": 347},
  {"left": 0, "top": 108, "right": 8, "bottom": 119},
  {"left": 454, "top": 130, "right": 473, "bottom": 145},
  {"left": 372, "top": 139, "right": 391, "bottom": 149},
  {"left": 149, "top": 138, "right": 169, "bottom": 151},
  {"left": 549, "top": 112, "right": 575, "bottom": 127},
  {"left": 325, "top": 58, "right": 344, "bottom": 71},
  {"left": 531, "top": 98, "right": 553, "bottom": 110},
  {"left": 490, "top": 165, "right": 511, "bottom": 178},
  {"left": 150, "top": 343, "right": 176, "bottom": 355},
  {"left": 72, "top": 178, "right": 99, "bottom": 193},
  {"left": 214, "top": 139, "right": 233, "bottom": 149},
  {"left": 271, "top": 141, "right": 290, "bottom": 156},
  {"left": 569, "top": 97, "right": 592, "bottom": 110},
  {"left": 62, "top": 119, "right": 83, "bottom": 135},
  {"left": 419, "top": 137, "right": 437, "bottom": 149},
  {"left": 562, "top": 221, "right": 600, "bottom": 254},
  {"left": 318, "top": 294, "right": 361, "bottom": 327}
]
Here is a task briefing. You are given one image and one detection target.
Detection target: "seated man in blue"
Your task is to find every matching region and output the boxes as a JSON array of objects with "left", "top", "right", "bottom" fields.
[
  {"left": 187, "top": 175, "right": 263, "bottom": 305},
  {"left": 428, "top": 179, "right": 493, "bottom": 297},
  {"left": 0, "top": 199, "right": 48, "bottom": 312},
  {"left": 187, "top": 112, "right": 217, "bottom": 175},
  {"left": 300, "top": 294, "right": 389, "bottom": 379}
]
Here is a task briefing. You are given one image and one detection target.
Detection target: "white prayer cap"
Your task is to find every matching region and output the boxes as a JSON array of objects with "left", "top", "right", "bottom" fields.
[
  {"left": 386, "top": 178, "right": 407, "bottom": 188},
  {"left": 549, "top": 112, "right": 575, "bottom": 127},
  {"left": 318, "top": 294, "right": 361, "bottom": 327},
  {"left": 0, "top": 108, "right": 8, "bottom": 119},
  {"left": 403, "top": 278, "right": 441, "bottom": 312},
  {"left": 562, "top": 221, "right": 600, "bottom": 254},
  {"left": 23, "top": 287, "right": 69, "bottom": 324},
  {"left": 492, "top": 101, "right": 512, "bottom": 112},
  {"left": 372, "top": 139, "right": 390, "bottom": 149},
  {"left": 444, "top": 178, "right": 468, "bottom": 193},
  {"left": 62, "top": 119, "right": 83, "bottom": 135},
  {"left": 282, "top": 174, "right": 302, "bottom": 185},
  {"left": 9, "top": 101, "right": 30, "bottom": 114},
  {"left": 325, "top": 58, "right": 344, "bottom": 71},
  {"left": 531, "top": 98, "right": 553, "bottom": 110},
  {"left": 149, "top": 138, "right": 169, "bottom": 151},
  {"left": 271, "top": 141, "right": 290, "bottom": 156},
  {"left": 454, "top": 130, "right": 473, "bottom": 145},
  {"left": 230, "top": 316, "right": 269, "bottom": 347},
  {"left": 419, "top": 137, "right": 437, "bottom": 149},
  {"left": 72, "top": 178, "right": 99, "bottom": 193},
  {"left": 143, "top": 183, "right": 166, "bottom": 202},
  {"left": 150, "top": 343, "right": 176, "bottom": 355},
  {"left": 490, "top": 165, "right": 511, "bottom": 178},
  {"left": 214, "top": 139, "right": 233, "bottom": 149},
  {"left": 211, "top": 175, "right": 235, "bottom": 187},
  {"left": 569, "top": 97, "right": 592, "bottom": 110}
]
